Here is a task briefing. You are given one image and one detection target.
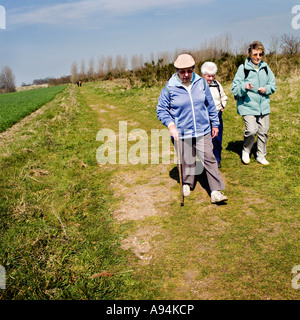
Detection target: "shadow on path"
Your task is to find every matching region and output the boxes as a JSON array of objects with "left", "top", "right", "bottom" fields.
[
  {"left": 226, "top": 140, "right": 258, "bottom": 160},
  {"left": 169, "top": 162, "right": 211, "bottom": 197}
]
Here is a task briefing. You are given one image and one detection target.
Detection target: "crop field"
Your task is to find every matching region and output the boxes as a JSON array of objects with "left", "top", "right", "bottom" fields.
[
  {"left": 0, "top": 86, "right": 67, "bottom": 133},
  {"left": 0, "top": 77, "right": 299, "bottom": 300}
]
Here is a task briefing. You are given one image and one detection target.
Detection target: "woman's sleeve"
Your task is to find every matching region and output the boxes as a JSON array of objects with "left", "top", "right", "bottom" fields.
[
  {"left": 156, "top": 87, "right": 174, "bottom": 127},
  {"left": 231, "top": 65, "right": 247, "bottom": 98},
  {"left": 264, "top": 66, "right": 277, "bottom": 96}
]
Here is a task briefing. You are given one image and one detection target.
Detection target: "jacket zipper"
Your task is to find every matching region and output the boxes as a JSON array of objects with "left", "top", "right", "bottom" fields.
[
  {"left": 184, "top": 84, "right": 197, "bottom": 135},
  {"left": 257, "top": 68, "right": 262, "bottom": 115},
  {"left": 187, "top": 87, "right": 197, "bottom": 134}
]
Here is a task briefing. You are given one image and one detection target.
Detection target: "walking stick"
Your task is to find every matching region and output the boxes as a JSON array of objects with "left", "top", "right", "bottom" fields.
[{"left": 176, "top": 139, "right": 184, "bottom": 206}]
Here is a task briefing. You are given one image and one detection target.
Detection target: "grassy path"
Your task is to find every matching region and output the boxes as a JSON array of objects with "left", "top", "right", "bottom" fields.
[
  {"left": 0, "top": 78, "right": 299, "bottom": 300},
  {"left": 76, "top": 78, "right": 299, "bottom": 300}
]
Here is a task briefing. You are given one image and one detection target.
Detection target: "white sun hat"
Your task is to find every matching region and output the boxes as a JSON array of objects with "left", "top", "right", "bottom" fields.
[{"left": 174, "top": 54, "right": 195, "bottom": 69}]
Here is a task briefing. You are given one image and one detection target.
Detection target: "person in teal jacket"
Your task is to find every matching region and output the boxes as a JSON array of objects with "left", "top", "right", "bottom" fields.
[{"left": 231, "top": 41, "right": 277, "bottom": 165}]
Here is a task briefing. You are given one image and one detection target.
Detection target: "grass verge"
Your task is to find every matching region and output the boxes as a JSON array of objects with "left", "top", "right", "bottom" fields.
[{"left": 0, "top": 85, "right": 137, "bottom": 299}]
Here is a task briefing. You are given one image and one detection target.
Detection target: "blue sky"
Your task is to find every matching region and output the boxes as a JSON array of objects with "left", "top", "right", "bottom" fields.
[{"left": 0, "top": 0, "right": 299, "bottom": 86}]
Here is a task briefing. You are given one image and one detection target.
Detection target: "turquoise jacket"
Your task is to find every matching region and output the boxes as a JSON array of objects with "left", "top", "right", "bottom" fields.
[
  {"left": 231, "top": 58, "right": 277, "bottom": 116},
  {"left": 157, "top": 73, "right": 219, "bottom": 139}
]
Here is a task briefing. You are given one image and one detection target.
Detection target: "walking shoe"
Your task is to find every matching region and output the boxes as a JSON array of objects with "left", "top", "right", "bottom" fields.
[
  {"left": 256, "top": 157, "right": 269, "bottom": 166},
  {"left": 242, "top": 151, "right": 250, "bottom": 164},
  {"left": 182, "top": 184, "right": 190, "bottom": 197},
  {"left": 211, "top": 191, "right": 228, "bottom": 204}
]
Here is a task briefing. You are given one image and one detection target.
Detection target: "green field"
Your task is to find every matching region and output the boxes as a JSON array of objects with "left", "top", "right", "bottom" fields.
[
  {"left": 0, "top": 86, "right": 67, "bottom": 132},
  {"left": 0, "top": 78, "right": 299, "bottom": 300}
]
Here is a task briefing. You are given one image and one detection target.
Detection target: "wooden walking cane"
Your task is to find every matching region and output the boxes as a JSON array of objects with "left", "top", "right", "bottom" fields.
[{"left": 176, "top": 139, "right": 184, "bottom": 206}]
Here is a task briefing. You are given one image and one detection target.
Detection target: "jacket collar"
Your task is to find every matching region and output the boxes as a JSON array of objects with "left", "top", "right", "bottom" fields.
[
  {"left": 245, "top": 58, "right": 267, "bottom": 70},
  {"left": 168, "top": 73, "right": 201, "bottom": 87}
]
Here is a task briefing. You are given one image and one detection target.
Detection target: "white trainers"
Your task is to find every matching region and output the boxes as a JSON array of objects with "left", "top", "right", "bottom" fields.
[
  {"left": 242, "top": 150, "right": 250, "bottom": 164},
  {"left": 182, "top": 184, "right": 190, "bottom": 197},
  {"left": 256, "top": 157, "right": 269, "bottom": 166},
  {"left": 211, "top": 191, "right": 228, "bottom": 204}
]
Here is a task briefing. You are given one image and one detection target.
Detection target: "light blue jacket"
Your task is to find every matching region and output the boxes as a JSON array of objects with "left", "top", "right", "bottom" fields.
[
  {"left": 231, "top": 58, "right": 277, "bottom": 116},
  {"left": 156, "top": 73, "right": 219, "bottom": 139}
]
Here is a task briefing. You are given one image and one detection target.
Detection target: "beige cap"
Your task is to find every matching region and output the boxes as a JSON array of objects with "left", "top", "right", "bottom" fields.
[{"left": 174, "top": 54, "right": 195, "bottom": 69}]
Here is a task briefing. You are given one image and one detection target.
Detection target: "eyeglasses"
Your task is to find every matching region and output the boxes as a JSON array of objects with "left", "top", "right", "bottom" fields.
[
  {"left": 252, "top": 53, "right": 263, "bottom": 57},
  {"left": 178, "top": 69, "right": 194, "bottom": 75}
]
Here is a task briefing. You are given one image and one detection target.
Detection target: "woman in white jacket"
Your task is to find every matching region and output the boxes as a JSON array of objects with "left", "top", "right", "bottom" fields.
[{"left": 201, "top": 62, "right": 227, "bottom": 168}]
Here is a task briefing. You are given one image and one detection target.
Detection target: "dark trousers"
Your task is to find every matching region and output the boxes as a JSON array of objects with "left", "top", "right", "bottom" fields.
[{"left": 212, "top": 111, "right": 223, "bottom": 164}]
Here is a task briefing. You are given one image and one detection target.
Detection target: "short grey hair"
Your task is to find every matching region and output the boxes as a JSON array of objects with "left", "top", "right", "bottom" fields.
[{"left": 201, "top": 61, "right": 218, "bottom": 75}]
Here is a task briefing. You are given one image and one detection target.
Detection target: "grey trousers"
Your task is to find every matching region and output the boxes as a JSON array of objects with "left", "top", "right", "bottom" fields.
[
  {"left": 176, "top": 133, "right": 225, "bottom": 192},
  {"left": 243, "top": 114, "right": 269, "bottom": 158}
]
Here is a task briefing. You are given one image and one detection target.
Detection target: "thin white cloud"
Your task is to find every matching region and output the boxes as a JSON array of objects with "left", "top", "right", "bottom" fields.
[{"left": 9, "top": 0, "right": 212, "bottom": 27}]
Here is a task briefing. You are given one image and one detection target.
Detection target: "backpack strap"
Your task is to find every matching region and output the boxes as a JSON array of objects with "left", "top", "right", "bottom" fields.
[
  {"left": 244, "top": 67, "right": 250, "bottom": 79},
  {"left": 262, "top": 66, "right": 268, "bottom": 76},
  {"left": 211, "top": 80, "right": 224, "bottom": 108}
]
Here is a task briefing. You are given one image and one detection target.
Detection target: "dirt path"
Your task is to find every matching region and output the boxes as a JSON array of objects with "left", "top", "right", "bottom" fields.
[
  {"left": 81, "top": 86, "right": 182, "bottom": 265},
  {"left": 78, "top": 84, "right": 225, "bottom": 299}
]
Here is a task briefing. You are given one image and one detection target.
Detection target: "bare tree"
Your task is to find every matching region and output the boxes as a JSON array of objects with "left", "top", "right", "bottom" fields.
[
  {"left": 70, "top": 61, "right": 78, "bottom": 83},
  {"left": 80, "top": 59, "right": 86, "bottom": 79},
  {"left": 269, "top": 35, "right": 280, "bottom": 55},
  {"left": 97, "top": 55, "right": 105, "bottom": 77},
  {"left": 105, "top": 55, "right": 113, "bottom": 73},
  {"left": 280, "top": 33, "right": 300, "bottom": 56},
  {"left": 131, "top": 54, "right": 144, "bottom": 70},
  {"left": 87, "top": 57, "right": 95, "bottom": 80},
  {"left": 158, "top": 51, "right": 172, "bottom": 65},
  {"left": 0, "top": 66, "right": 16, "bottom": 93},
  {"left": 114, "top": 54, "right": 127, "bottom": 73}
]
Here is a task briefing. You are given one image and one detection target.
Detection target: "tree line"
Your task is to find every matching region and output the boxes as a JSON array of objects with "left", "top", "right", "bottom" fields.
[
  {"left": 0, "top": 66, "right": 15, "bottom": 93},
  {"left": 1, "top": 32, "right": 299, "bottom": 94},
  {"left": 69, "top": 33, "right": 300, "bottom": 86}
]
